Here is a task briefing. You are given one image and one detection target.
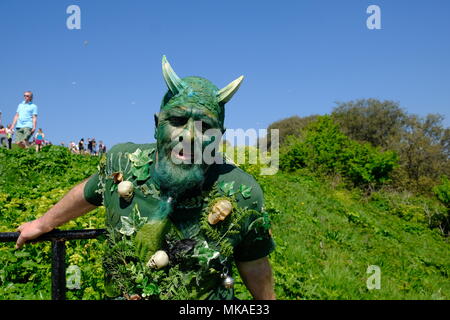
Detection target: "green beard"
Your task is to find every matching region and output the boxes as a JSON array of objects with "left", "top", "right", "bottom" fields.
[{"left": 153, "top": 142, "right": 207, "bottom": 201}]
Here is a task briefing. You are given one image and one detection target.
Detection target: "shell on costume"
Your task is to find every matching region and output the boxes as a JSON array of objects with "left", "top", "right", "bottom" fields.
[
  {"left": 118, "top": 181, "right": 134, "bottom": 201},
  {"left": 147, "top": 250, "right": 170, "bottom": 269},
  {"left": 208, "top": 199, "right": 233, "bottom": 225}
]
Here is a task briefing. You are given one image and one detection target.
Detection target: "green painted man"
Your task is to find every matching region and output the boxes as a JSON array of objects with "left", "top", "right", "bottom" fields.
[{"left": 15, "top": 56, "right": 276, "bottom": 300}]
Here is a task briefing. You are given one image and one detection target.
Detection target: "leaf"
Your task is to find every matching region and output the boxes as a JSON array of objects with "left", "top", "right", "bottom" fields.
[
  {"left": 192, "top": 241, "right": 220, "bottom": 269},
  {"left": 239, "top": 184, "right": 252, "bottom": 199},
  {"left": 128, "top": 148, "right": 152, "bottom": 167},
  {"left": 110, "top": 183, "right": 118, "bottom": 193},
  {"left": 118, "top": 216, "right": 135, "bottom": 236},
  {"left": 147, "top": 183, "right": 160, "bottom": 199},
  {"left": 130, "top": 204, "right": 148, "bottom": 229},
  {"left": 117, "top": 205, "right": 147, "bottom": 236},
  {"left": 218, "top": 181, "right": 236, "bottom": 196},
  {"left": 131, "top": 165, "right": 150, "bottom": 181}
]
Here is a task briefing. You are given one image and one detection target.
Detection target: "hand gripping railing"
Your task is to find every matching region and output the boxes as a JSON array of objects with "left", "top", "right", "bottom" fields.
[{"left": 0, "top": 229, "right": 106, "bottom": 300}]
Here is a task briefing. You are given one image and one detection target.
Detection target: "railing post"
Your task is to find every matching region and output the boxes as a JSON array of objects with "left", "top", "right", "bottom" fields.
[{"left": 51, "top": 239, "right": 66, "bottom": 300}]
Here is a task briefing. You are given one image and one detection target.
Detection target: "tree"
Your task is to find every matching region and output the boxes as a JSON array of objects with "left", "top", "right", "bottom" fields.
[
  {"left": 389, "top": 114, "right": 450, "bottom": 194},
  {"left": 331, "top": 99, "right": 408, "bottom": 149},
  {"left": 264, "top": 115, "right": 319, "bottom": 149}
]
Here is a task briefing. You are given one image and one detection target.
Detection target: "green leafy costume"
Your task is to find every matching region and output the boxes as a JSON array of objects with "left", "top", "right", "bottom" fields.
[{"left": 83, "top": 57, "right": 275, "bottom": 300}]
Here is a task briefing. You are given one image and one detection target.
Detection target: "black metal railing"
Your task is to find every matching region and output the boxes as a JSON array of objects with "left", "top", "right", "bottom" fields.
[{"left": 0, "top": 229, "right": 106, "bottom": 300}]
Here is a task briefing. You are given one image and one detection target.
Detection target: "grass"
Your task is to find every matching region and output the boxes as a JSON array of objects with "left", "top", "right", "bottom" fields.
[
  {"left": 1, "top": 146, "right": 449, "bottom": 299},
  {"left": 234, "top": 170, "right": 450, "bottom": 300}
]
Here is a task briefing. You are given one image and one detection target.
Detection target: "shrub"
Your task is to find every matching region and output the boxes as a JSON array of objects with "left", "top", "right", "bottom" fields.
[{"left": 280, "top": 116, "right": 398, "bottom": 190}]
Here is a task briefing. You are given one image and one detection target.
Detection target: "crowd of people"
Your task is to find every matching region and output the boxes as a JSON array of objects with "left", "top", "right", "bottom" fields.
[
  {"left": 68, "top": 138, "right": 107, "bottom": 156},
  {"left": 1, "top": 91, "right": 106, "bottom": 155}
]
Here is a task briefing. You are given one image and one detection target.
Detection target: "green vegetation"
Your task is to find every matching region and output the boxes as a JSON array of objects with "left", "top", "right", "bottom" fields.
[
  {"left": 1, "top": 106, "right": 450, "bottom": 300},
  {"left": 280, "top": 116, "right": 398, "bottom": 190},
  {"left": 0, "top": 146, "right": 105, "bottom": 299},
  {"left": 234, "top": 170, "right": 450, "bottom": 299}
]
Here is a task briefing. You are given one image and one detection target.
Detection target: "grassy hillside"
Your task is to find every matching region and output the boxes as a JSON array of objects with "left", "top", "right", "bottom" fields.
[
  {"left": 1, "top": 146, "right": 449, "bottom": 299},
  {"left": 234, "top": 170, "right": 449, "bottom": 299}
]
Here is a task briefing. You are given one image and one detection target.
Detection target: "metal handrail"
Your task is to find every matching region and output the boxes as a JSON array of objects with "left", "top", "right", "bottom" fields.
[{"left": 0, "top": 229, "right": 106, "bottom": 300}]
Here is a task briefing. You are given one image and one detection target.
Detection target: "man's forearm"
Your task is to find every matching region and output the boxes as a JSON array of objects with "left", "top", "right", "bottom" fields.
[
  {"left": 11, "top": 114, "right": 18, "bottom": 129},
  {"left": 38, "top": 179, "right": 96, "bottom": 231},
  {"left": 32, "top": 115, "right": 37, "bottom": 131},
  {"left": 236, "top": 257, "right": 276, "bottom": 300}
]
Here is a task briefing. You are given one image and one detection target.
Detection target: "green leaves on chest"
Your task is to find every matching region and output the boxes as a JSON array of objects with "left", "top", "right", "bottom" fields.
[
  {"left": 118, "top": 204, "right": 148, "bottom": 236},
  {"left": 218, "top": 180, "right": 253, "bottom": 199}
]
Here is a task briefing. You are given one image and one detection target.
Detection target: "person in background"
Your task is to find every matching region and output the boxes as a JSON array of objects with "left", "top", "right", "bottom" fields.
[
  {"left": 87, "top": 138, "right": 92, "bottom": 155},
  {"left": 69, "top": 141, "right": 77, "bottom": 154},
  {"left": 11, "top": 91, "right": 38, "bottom": 148},
  {"left": 91, "top": 138, "right": 97, "bottom": 155},
  {"left": 6, "top": 124, "right": 13, "bottom": 149},
  {"left": 34, "top": 128, "right": 45, "bottom": 152},
  {"left": 0, "top": 125, "right": 6, "bottom": 148},
  {"left": 98, "top": 140, "right": 105, "bottom": 157},
  {"left": 78, "top": 138, "right": 85, "bottom": 154}
]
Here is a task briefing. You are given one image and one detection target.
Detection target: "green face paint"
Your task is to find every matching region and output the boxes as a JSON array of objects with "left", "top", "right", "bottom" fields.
[{"left": 152, "top": 56, "right": 243, "bottom": 200}]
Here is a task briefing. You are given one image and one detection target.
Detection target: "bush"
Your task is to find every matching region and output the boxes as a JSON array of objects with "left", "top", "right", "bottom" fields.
[
  {"left": 280, "top": 116, "right": 398, "bottom": 190},
  {"left": 0, "top": 146, "right": 105, "bottom": 300},
  {"left": 432, "top": 176, "right": 450, "bottom": 234}
]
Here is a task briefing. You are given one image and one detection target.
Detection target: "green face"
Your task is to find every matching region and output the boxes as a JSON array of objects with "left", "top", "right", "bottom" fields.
[
  {"left": 153, "top": 104, "right": 223, "bottom": 198},
  {"left": 153, "top": 57, "right": 243, "bottom": 199}
]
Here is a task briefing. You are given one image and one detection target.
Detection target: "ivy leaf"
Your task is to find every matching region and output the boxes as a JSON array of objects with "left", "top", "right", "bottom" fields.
[
  {"left": 131, "top": 165, "right": 150, "bottom": 181},
  {"left": 128, "top": 148, "right": 151, "bottom": 167},
  {"left": 218, "top": 181, "right": 236, "bottom": 196},
  {"left": 118, "top": 216, "right": 135, "bottom": 236},
  {"left": 239, "top": 184, "right": 252, "bottom": 199},
  {"left": 147, "top": 183, "right": 160, "bottom": 199},
  {"left": 192, "top": 241, "right": 220, "bottom": 269},
  {"left": 117, "top": 204, "right": 148, "bottom": 236},
  {"left": 130, "top": 204, "right": 148, "bottom": 229}
]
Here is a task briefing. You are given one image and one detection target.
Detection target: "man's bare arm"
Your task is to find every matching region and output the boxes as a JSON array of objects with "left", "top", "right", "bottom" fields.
[
  {"left": 15, "top": 179, "right": 97, "bottom": 249},
  {"left": 236, "top": 257, "right": 276, "bottom": 300},
  {"left": 11, "top": 113, "right": 19, "bottom": 130},
  {"left": 31, "top": 115, "right": 37, "bottom": 134}
]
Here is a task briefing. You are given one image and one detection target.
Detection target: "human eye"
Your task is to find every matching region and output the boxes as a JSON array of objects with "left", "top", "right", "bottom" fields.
[
  {"left": 168, "top": 116, "right": 188, "bottom": 127},
  {"left": 201, "top": 121, "right": 212, "bottom": 132}
]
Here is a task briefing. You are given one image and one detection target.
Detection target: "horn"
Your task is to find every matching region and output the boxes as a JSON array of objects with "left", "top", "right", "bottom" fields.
[
  {"left": 162, "top": 55, "right": 187, "bottom": 94},
  {"left": 217, "top": 75, "right": 244, "bottom": 104}
]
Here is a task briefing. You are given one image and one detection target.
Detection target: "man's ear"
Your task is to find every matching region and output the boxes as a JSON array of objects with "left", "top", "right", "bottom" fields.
[{"left": 154, "top": 113, "right": 159, "bottom": 139}]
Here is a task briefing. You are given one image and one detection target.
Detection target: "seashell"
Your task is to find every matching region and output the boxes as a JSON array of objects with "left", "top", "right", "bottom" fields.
[
  {"left": 147, "top": 250, "right": 169, "bottom": 269},
  {"left": 208, "top": 199, "right": 233, "bottom": 225},
  {"left": 118, "top": 181, "right": 134, "bottom": 201}
]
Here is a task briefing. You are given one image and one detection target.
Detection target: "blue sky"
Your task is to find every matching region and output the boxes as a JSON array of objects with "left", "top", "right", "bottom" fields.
[{"left": 0, "top": 0, "right": 449, "bottom": 147}]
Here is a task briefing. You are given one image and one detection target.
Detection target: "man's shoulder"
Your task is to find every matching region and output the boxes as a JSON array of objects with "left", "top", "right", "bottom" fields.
[
  {"left": 108, "top": 142, "right": 156, "bottom": 155},
  {"left": 207, "top": 162, "right": 264, "bottom": 210}
]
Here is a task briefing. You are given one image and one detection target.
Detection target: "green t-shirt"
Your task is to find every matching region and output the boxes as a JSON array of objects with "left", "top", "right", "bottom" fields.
[{"left": 84, "top": 142, "right": 275, "bottom": 300}]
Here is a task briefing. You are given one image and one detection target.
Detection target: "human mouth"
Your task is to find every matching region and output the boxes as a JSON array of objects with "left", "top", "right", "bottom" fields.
[{"left": 171, "top": 148, "right": 195, "bottom": 162}]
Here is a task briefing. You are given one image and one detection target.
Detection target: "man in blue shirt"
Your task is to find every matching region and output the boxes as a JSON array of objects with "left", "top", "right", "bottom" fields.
[{"left": 11, "top": 91, "right": 38, "bottom": 148}]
